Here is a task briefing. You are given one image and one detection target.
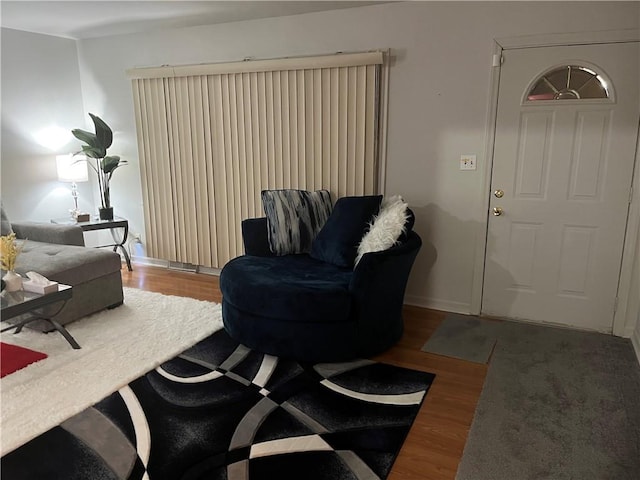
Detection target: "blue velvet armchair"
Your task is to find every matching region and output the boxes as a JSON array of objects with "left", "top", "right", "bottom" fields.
[{"left": 220, "top": 212, "right": 422, "bottom": 363}]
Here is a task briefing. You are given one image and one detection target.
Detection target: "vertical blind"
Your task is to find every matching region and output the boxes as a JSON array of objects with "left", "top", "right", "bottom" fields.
[{"left": 129, "top": 52, "right": 384, "bottom": 268}]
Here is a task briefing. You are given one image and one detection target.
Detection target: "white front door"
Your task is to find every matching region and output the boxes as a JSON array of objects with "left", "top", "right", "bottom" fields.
[{"left": 482, "top": 42, "right": 639, "bottom": 332}]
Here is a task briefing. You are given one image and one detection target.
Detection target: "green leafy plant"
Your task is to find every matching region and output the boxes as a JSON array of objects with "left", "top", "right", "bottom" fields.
[
  {"left": 1, "top": 233, "right": 24, "bottom": 271},
  {"left": 72, "top": 113, "right": 127, "bottom": 211}
]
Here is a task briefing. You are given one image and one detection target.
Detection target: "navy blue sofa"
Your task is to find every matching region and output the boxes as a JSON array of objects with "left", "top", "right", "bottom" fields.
[{"left": 220, "top": 212, "right": 421, "bottom": 363}]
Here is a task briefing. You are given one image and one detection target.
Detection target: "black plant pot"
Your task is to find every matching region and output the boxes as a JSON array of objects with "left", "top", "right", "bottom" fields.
[{"left": 99, "top": 206, "right": 114, "bottom": 221}]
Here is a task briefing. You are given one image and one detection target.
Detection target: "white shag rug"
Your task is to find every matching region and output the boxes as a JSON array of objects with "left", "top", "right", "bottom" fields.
[{"left": 0, "top": 287, "right": 223, "bottom": 455}]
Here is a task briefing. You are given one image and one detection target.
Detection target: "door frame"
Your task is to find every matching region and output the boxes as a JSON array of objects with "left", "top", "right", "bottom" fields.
[{"left": 471, "top": 29, "right": 640, "bottom": 337}]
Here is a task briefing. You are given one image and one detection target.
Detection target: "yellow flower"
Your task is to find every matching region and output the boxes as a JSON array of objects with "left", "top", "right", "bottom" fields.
[{"left": 1, "top": 233, "right": 23, "bottom": 271}]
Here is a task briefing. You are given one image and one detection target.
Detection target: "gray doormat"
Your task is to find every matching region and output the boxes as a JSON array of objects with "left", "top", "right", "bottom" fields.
[
  {"left": 454, "top": 320, "right": 640, "bottom": 480},
  {"left": 421, "top": 313, "right": 499, "bottom": 363}
]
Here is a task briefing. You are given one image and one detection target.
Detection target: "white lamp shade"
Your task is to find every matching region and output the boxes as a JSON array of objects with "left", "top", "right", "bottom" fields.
[{"left": 56, "top": 154, "right": 88, "bottom": 183}]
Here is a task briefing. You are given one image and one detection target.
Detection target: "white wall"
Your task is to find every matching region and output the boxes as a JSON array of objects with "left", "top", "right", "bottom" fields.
[
  {"left": 634, "top": 311, "right": 640, "bottom": 365},
  {"left": 2, "top": 2, "right": 639, "bottom": 330},
  {"left": 630, "top": 219, "right": 640, "bottom": 364},
  {"left": 73, "top": 1, "right": 639, "bottom": 312},
  {"left": 1, "top": 28, "right": 89, "bottom": 222}
]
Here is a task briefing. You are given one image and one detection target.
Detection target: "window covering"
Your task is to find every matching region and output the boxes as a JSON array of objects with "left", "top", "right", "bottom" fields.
[{"left": 131, "top": 52, "right": 385, "bottom": 267}]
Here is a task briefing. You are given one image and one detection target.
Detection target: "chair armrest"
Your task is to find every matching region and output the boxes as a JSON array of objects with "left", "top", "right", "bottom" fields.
[
  {"left": 241, "top": 217, "right": 275, "bottom": 257},
  {"left": 348, "top": 232, "right": 422, "bottom": 351},
  {"left": 350, "top": 232, "right": 422, "bottom": 296},
  {"left": 11, "top": 222, "right": 85, "bottom": 246}
]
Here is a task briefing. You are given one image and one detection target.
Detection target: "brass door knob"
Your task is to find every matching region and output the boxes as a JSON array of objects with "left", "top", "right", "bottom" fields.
[
  {"left": 494, "top": 189, "right": 504, "bottom": 198},
  {"left": 493, "top": 207, "right": 503, "bottom": 216}
]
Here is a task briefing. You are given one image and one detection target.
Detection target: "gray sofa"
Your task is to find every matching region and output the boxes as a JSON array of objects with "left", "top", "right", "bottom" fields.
[{"left": 1, "top": 207, "right": 123, "bottom": 331}]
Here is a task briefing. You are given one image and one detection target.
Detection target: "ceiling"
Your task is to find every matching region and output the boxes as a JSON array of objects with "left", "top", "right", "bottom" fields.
[{"left": 0, "top": 1, "right": 381, "bottom": 40}]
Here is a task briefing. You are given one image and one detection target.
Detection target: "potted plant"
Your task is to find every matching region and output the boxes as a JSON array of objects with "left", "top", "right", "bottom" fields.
[
  {"left": 72, "top": 113, "right": 127, "bottom": 220},
  {"left": 1, "top": 233, "right": 24, "bottom": 291}
]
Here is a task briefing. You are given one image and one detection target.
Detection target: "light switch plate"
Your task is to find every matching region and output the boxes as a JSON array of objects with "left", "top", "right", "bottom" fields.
[{"left": 460, "top": 155, "right": 477, "bottom": 170}]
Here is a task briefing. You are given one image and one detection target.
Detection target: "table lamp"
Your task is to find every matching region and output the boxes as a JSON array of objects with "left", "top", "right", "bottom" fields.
[{"left": 56, "top": 154, "right": 89, "bottom": 220}]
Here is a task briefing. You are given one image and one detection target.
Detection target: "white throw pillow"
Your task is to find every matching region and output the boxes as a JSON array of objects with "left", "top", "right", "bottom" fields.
[{"left": 355, "top": 195, "right": 409, "bottom": 266}]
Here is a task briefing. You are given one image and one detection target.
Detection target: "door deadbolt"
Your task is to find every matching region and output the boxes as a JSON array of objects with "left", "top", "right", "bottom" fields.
[
  {"left": 493, "top": 207, "right": 503, "bottom": 216},
  {"left": 494, "top": 189, "right": 504, "bottom": 198}
]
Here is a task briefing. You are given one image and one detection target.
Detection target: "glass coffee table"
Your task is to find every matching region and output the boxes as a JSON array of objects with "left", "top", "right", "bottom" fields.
[{"left": 0, "top": 284, "right": 80, "bottom": 349}]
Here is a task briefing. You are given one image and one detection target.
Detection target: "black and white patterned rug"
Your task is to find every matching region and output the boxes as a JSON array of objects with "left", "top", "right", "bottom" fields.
[{"left": 2, "top": 330, "right": 434, "bottom": 479}]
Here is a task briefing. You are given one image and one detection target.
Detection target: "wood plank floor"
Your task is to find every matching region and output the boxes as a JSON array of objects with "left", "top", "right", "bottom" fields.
[{"left": 121, "top": 264, "right": 487, "bottom": 480}]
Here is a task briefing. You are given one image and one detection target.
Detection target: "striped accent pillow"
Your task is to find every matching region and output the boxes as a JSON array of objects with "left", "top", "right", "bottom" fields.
[{"left": 262, "top": 189, "right": 333, "bottom": 255}]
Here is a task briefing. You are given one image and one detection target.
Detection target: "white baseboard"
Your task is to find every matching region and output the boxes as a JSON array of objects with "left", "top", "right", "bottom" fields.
[
  {"left": 632, "top": 329, "right": 640, "bottom": 367},
  {"left": 404, "top": 295, "right": 471, "bottom": 315},
  {"left": 128, "top": 256, "right": 221, "bottom": 276},
  {"left": 198, "top": 266, "right": 222, "bottom": 276},
  {"left": 129, "top": 255, "right": 169, "bottom": 268},
  {"left": 624, "top": 323, "right": 638, "bottom": 339}
]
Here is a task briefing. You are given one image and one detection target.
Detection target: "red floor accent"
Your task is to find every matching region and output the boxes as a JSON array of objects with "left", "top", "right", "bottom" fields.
[{"left": 1, "top": 342, "right": 48, "bottom": 378}]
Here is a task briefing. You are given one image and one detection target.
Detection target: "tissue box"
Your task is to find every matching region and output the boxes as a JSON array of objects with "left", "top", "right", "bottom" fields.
[{"left": 22, "top": 280, "right": 59, "bottom": 295}]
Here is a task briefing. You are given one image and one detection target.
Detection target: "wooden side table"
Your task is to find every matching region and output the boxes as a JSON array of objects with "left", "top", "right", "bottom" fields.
[{"left": 51, "top": 216, "right": 133, "bottom": 271}]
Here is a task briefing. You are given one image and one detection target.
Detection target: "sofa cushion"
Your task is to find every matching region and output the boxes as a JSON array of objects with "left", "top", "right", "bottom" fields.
[
  {"left": 1, "top": 206, "right": 13, "bottom": 236},
  {"left": 262, "top": 189, "right": 332, "bottom": 256},
  {"left": 11, "top": 222, "right": 84, "bottom": 246},
  {"left": 310, "top": 195, "right": 382, "bottom": 268},
  {"left": 221, "top": 254, "right": 353, "bottom": 323},
  {"left": 15, "top": 241, "right": 122, "bottom": 286}
]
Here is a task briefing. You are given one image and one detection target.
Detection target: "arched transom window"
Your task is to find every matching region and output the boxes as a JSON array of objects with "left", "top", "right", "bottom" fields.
[{"left": 527, "top": 65, "right": 610, "bottom": 101}]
